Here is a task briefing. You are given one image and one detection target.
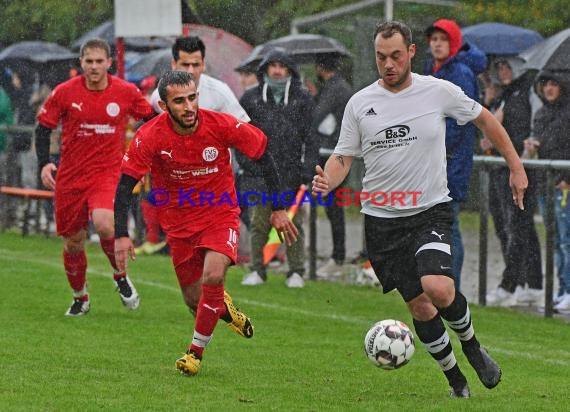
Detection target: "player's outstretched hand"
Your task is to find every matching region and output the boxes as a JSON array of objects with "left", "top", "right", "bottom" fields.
[
  {"left": 510, "top": 168, "right": 528, "bottom": 210},
  {"left": 270, "top": 210, "right": 299, "bottom": 246},
  {"left": 312, "top": 165, "right": 330, "bottom": 197},
  {"left": 115, "top": 237, "right": 136, "bottom": 271}
]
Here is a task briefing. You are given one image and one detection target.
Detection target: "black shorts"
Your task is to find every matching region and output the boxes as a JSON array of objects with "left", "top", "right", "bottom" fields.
[{"left": 364, "top": 202, "right": 454, "bottom": 302}]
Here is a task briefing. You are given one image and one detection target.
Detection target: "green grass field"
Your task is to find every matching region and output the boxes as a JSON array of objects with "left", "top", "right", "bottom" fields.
[{"left": 1, "top": 232, "right": 568, "bottom": 411}]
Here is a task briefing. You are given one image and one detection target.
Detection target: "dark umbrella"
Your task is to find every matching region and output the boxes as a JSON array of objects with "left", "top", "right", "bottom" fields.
[
  {"left": 125, "top": 48, "right": 172, "bottom": 82},
  {"left": 0, "top": 41, "right": 77, "bottom": 88},
  {"left": 126, "top": 24, "right": 253, "bottom": 97},
  {"left": 256, "top": 34, "right": 352, "bottom": 64},
  {"left": 520, "top": 28, "right": 570, "bottom": 72},
  {"left": 0, "top": 41, "right": 76, "bottom": 63},
  {"left": 70, "top": 20, "right": 114, "bottom": 50},
  {"left": 461, "top": 22, "right": 543, "bottom": 56},
  {"left": 234, "top": 45, "right": 264, "bottom": 72},
  {"left": 70, "top": 20, "right": 174, "bottom": 52}
]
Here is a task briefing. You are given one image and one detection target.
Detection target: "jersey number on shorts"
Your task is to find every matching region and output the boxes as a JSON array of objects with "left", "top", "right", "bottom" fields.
[{"left": 226, "top": 228, "right": 238, "bottom": 252}]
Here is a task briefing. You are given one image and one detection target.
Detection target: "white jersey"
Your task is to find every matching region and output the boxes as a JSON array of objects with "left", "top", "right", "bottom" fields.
[
  {"left": 336, "top": 73, "right": 482, "bottom": 218},
  {"left": 150, "top": 73, "right": 250, "bottom": 122}
]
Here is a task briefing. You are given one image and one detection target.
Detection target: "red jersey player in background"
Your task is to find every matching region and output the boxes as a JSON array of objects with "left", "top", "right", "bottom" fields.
[
  {"left": 113, "top": 71, "right": 298, "bottom": 375},
  {"left": 36, "top": 38, "right": 154, "bottom": 316}
]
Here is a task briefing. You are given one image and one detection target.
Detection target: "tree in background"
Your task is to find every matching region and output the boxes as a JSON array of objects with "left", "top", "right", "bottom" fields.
[
  {"left": 461, "top": 0, "right": 570, "bottom": 36},
  {"left": 0, "top": 0, "right": 112, "bottom": 47},
  {"left": 0, "top": 0, "right": 568, "bottom": 51}
]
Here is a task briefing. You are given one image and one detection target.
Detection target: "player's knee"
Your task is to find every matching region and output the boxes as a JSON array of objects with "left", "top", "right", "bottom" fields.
[
  {"left": 65, "top": 240, "right": 84, "bottom": 255},
  {"left": 423, "top": 284, "right": 454, "bottom": 307},
  {"left": 64, "top": 232, "right": 86, "bottom": 254},
  {"left": 202, "top": 269, "right": 224, "bottom": 285},
  {"left": 93, "top": 222, "right": 114, "bottom": 239}
]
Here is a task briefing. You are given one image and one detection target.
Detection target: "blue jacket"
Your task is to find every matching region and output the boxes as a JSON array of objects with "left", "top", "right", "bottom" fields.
[{"left": 424, "top": 43, "right": 487, "bottom": 201}]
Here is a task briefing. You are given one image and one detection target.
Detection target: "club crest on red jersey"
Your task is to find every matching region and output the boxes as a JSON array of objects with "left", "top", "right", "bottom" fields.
[
  {"left": 202, "top": 147, "right": 219, "bottom": 162},
  {"left": 106, "top": 102, "right": 120, "bottom": 117}
]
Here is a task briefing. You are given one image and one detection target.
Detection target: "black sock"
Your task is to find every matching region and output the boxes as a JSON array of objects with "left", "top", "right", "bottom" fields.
[
  {"left": 413, "top": 315, "right": 466, "bottom": 388},
  {"left": 438, "top": 291, "right": 478, "bottom": 348}
]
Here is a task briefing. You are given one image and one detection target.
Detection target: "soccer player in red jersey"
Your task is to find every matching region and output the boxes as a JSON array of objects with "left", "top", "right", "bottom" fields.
[
  {"left": 36, "top": 38, "right": 154, "bottom": 316},
  {"left": 113, "top": 70, "right": 298, "bottom": 375}
]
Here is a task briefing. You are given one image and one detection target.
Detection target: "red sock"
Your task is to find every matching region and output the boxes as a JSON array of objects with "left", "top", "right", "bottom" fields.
[
  {"left": 63, "top": 249, "right": 87, "bottom": 292},
  {"left": 190, "top": 284, "right": 225, "bottom": 357},
  {"left": 100, "top": 237, "right": 122, "bottom": 275}
]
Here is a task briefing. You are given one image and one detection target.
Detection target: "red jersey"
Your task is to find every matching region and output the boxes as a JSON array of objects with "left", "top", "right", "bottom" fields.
[
  {"left": 37, "top": 74, "right": 153, "bottom": 190},
  {"left": 122, "top": 109, "right": 267, "bottom": 238}
]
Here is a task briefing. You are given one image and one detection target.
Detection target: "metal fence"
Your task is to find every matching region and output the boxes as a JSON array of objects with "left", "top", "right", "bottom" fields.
[
  {"left": 2, "top": 126, "right": 569, "bottom": 317},
  {"left": 473, "top": 155, "right": 570, "bottom": 317},
  {"left": 308, "top": 152, "right": 570, "bottom": 318},
  {"left": 0, "top": 125, "right": 49, "bottom": 234}
]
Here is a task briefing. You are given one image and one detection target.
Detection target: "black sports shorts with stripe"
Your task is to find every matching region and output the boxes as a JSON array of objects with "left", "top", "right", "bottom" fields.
[{"left": 364, "top": 202, "right": 454, "bottom": 302}]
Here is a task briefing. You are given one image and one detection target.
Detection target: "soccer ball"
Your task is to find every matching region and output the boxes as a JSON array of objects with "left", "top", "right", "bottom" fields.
[{"left": 364, "top": 319, "right": 415, "bottom": 370}]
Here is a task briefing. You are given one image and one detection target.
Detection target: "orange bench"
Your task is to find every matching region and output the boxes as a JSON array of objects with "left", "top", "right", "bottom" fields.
[{"left": 0, "top": 186, "right": 54, "bottom": 235}]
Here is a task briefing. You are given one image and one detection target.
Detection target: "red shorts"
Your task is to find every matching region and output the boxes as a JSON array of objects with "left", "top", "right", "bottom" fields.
[
  {"left": 54, "top": 181, "right": 117, "bottom": 237},
  {"left": 169, "top": 217, "right": 240, "bottom": 288}
]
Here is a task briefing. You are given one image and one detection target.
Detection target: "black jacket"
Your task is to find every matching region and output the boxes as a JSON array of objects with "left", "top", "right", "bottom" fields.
[
  {"left": 312, "top": 73, "right": 352, "bottom": 153},
  {"left": 533, "top": 70, "right": 570, "bottom": 184},
  {"left": 497, "top": 71, "right": 535, "bottom": 156},
  {"left": 237, "top": 49, "right": 317, "bottom": 193}
]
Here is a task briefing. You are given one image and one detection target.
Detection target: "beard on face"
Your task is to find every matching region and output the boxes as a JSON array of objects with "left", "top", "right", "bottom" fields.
[
  {"left": 382, "top": 62, "right": 411, "bottom": 88},
  {"left": 166, "top": 105, "right": 197, "bottom": 130}
]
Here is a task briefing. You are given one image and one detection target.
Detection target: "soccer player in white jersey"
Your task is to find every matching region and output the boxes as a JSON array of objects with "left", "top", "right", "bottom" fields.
[
  {"left": 149, "top": 36, "right": 249, "bottom": 121},
  {"left": 312, "top": 21, "right": 528, "bottom": 398}
]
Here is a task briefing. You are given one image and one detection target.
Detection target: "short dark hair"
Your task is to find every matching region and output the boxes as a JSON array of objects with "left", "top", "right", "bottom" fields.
[
  {"left": 80, "top": 38, "right": 111, "bottom": 58},
  {"left": 373, "top": 21, "right": 413, "bottom": 47},
  {"left": 172, "top": 36, "right": 206, "bottom": 61},
  {"left": 157, "top": 71, "right": 195, "bottom": 102},
  {"left": 493, "top": 59, "right": 512, "bottom": 70},
  {"left": 316, "top": 54, "right": 340, "bottom": 71}
]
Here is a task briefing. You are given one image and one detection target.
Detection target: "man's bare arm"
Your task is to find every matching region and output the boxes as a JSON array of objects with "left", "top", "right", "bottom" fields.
[{"left": 312, "top": 154, "right": 354, "bottom": 197}]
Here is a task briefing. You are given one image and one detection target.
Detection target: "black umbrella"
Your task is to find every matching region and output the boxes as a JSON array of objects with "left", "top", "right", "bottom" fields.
[
  {"left": 253, "top": 33, "right": 352, "bottom": 64},
  {"left": 125, "top": 48, "right": 172, "bottom": 82},
  {"left": 234, "top": 45, "right": 264, "bottom": 72},
  {"left": 70, "top": 20, "right": 174, "bottom": 53},
  {"left": 70, "top": 20, "right": 114, "bottom": 50},
  {"left": 126, "top": 24, "right": 254, "bottom": 96},
  {"left": 0, "top": 41, "right": 76, "bottom": 63},
  {"left": 0, "top": 41, "right": 77, "bottom": 87},
  {"left": 462, "top": 22, "right": 543, "bottom": 56},
  {"left": 520, "top": 28, "right": 570, "bottom": 72}
]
